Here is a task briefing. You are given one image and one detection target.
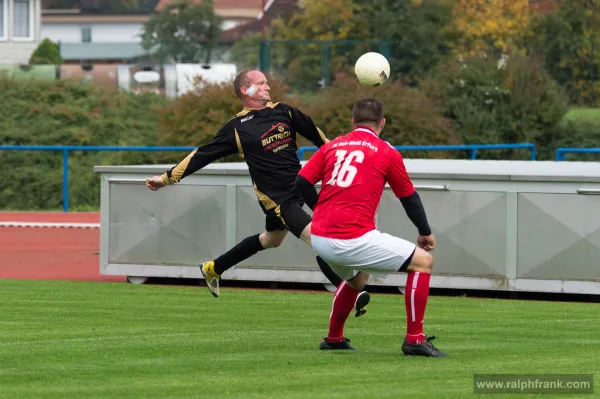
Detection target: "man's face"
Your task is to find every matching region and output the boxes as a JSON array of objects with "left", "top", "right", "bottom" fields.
[{"left": 244, "top": 71, "right": 271, "bottom": 103}]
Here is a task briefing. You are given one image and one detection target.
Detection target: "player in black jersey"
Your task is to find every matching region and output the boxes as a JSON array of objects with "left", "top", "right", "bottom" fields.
[{"left": 145, "top": 69, "right": 370, "bottom": 316}]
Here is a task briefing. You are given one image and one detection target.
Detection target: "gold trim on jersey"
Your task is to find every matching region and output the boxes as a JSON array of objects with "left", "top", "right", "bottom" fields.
[
  {"left": 163, "top": 149, "right": 198, "bottom": 184},
  {"left": 236, "top": 102, "right": 280, "bottom": 117},
  {"left": 234, "top": 128, "right": 244, "bottom": 159},
  {"left": 253, "top": 183, "right": 277, "bottom": 210},
  {"left": 317, "top": 127, "right": 329, "bottom": 143}
]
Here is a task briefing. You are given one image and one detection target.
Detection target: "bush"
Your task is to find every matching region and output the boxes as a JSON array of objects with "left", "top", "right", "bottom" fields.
[
  {"left": 549, "top": 108, "right": 600, "bottom": 161},
  {"left": 301, "top": 73, "right": 460, "bottom": 158},
  {"left": 423, "top": 52, "right": 569, "bottom": 160},
  {"left": 0, "top": 77, "right": 170, "bottom": 210},
  {"left": 29, "top": 39, "right": 62, "bottom": 65}
]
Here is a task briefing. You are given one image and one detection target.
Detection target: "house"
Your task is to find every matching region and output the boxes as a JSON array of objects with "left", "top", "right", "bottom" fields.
[
  {"left": 0, "top": 0, "right": 42, "bottom": 65},
  {"left": 154, "top": 0, "right": 262, "bottom": 31},
  {"left": 41, "top": 0, "right": 264, "bottom": 64},
  {"left": 220, "top": 0, "right": 297, "bottom": 43}
]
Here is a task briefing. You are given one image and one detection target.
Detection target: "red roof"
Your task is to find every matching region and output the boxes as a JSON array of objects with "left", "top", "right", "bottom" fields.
[{"left": 221, "top": 0, "right": 297, "bottom": 42}]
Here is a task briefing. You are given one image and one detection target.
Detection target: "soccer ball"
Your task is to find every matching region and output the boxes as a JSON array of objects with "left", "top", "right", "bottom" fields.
[{"left": 354, "top": 52, "right": 390, "bottom": 87}]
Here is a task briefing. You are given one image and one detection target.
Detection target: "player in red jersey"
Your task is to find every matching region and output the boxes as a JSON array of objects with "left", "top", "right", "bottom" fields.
[{"left": 295, "top": 98, "right": 447, "bottom": 357}]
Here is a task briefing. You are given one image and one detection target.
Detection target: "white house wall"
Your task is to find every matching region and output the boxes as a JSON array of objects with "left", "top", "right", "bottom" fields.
[
  {"left": 41, "top": 22, "right": 143, "bottom": 43},
  {"left": 0, "top": 0, "right": 41, "bottom": 64},
  {"left": 41, "top": 19, "right": 245, "bottom": 45}
]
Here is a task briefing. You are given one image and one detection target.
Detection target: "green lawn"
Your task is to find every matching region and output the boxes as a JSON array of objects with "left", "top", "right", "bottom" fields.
[{"left": 0, "top": 280, "right": 597, "bottom": 398}]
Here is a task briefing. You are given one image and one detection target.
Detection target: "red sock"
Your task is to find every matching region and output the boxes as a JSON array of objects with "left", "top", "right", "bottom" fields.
[
  {"left": 327, "top": 282, "right": 360, "bottom": 342},
  {"left": 404, "top": 271, "right": 431, "bottom": 344}
]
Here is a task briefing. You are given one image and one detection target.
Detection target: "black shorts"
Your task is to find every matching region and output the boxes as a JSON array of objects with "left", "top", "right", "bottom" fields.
[{"left": 261, "top": 199, "right": 312, "bottom": 238}]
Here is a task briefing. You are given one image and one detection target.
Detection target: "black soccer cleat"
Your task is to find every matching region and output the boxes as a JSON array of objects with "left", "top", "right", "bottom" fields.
[
  {"left": 354, "top": 291, "right": 370, "bottom": 317},
  {"left": 319, "top": 337, "right": 357, "bottom": 350},
  {"left": 401, "top": 336, "right": 448, "bottom": 357}
]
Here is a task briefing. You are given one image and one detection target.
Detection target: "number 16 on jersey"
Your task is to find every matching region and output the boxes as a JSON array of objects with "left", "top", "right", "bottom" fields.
[{"left": 326, "top": 150, "right": 365, "bottom": 188}]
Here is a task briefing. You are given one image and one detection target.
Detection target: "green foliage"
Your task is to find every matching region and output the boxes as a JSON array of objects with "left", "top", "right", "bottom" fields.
[
  {"left": 229, "top": 33, "right": 291, "bottom": 73},
  {"left": 550, "top": 108, "right": 600, "bottom": 161},
  {"left": 29, "top": 39, "right": 62, "bottom": 65},
  {"left": 268, "top": 0, "right": 365, "bottom": 92},
  {"left": 0, "top": 77, "right": 170, "bottom": 210},
  {"left": 529, "top": 1, "right": 600, "bottom": 107},
  {"left": 228, "top": 33, "right": 262, "bottom": 70},
  {"left": 422, "top": 52, "right": 569, "bottom": 160},
  {"left": 141, "top": 0, "right": 223, "bottom": 63},
  {"left": 353, "top": 0, "right": 453, "bottom": 83}
]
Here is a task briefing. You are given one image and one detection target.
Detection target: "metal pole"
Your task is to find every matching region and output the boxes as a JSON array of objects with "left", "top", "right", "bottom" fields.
[
  {"left": 62, "top": 149, "right": 69, "bottom": 212},
  {"left": 471, "top": 148, "right": 477, "bottom": 160},
  {"left": 321, "top": 44, "right": 329, "bottom": 87},
  {"left": 382, "top": 41, "right": 391, "bottom": 59}
]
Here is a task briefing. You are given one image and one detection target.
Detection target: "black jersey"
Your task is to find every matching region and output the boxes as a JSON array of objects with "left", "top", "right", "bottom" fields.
[{"left": 161, "top": 102, "right": 329, "bottom": 208}]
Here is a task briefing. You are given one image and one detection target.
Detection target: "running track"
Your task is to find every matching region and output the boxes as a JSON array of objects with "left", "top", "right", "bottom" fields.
[{"left": 0, "top": 212, "right": 125, "bottom": 282}]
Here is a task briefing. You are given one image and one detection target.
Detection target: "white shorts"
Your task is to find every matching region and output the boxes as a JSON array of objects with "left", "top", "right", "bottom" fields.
[{"left": 311, "top": 230, "right": 416, "bottom": 281}]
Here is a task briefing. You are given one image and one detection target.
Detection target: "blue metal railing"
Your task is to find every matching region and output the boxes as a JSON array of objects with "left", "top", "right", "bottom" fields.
[
  {"left": 0, "top": 143, "right": 536, "bottom": 212},
  {"left": 0, "top": 145, "right": 195, "bottom": 212},
  {"left": 556, "top": 147, "right": 600, "bottom": 161},
  {"left": 298, "top": 143, "right": 537, "bottom": 161}
]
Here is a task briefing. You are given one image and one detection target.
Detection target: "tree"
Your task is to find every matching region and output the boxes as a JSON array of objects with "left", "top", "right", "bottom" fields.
[
  {"left": 530, "top": 1, "right": 600, "bottom": 106},
  {"left": 141, "top": 0, "right": 223, "bottom": 64},
  {"left": 446, "top": 0, "right": 533, "bottom": 57},
  {"left": 423, "top": 52, "right": 568, "bottom": 160},
  {"left": 267, "top": 0, "right": 364, "bottom": 91},
  {"left": 229, "top": 33, "right": 261, "bottom": 70},
  {"left": 29, "top": 38, "right": 62, "bottom": 65},
  {"left": 352, "top": 0, "right": 453, "bottom": 84}
]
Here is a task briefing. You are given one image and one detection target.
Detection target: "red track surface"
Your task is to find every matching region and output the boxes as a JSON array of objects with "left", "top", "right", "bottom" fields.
[
  {"left": 0, "top": 212, "right": 125, "bottom": 283},
  {"left": 0, "top": 211, "right": 100, "bottom": 223}
]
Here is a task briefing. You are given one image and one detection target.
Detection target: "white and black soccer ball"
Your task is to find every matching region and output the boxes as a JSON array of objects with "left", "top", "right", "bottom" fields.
[{"left": 354, "top": 52, "right": 391, "bottom": 87}]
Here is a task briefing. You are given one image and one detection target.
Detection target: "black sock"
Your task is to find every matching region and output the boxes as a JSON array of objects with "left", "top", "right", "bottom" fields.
[
  {"left": 213, "top": 234, "right": 264, "bottom": 275},
  {"left": 315, "top": 256, "right": 343, "bottom": 287}
]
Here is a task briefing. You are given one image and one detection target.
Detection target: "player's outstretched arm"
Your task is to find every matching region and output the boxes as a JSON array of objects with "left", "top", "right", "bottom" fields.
[
  {"left": 145, "top": 125, "right": 238, "bottom": 191},
  {"left": 287, "top": 105, "right": 330, "bottom": 147}
]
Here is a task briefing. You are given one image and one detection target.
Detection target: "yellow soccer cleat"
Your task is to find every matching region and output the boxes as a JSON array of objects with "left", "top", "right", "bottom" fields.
[{"left": 200, "top": 261, "right": 221, "bottom": 297}]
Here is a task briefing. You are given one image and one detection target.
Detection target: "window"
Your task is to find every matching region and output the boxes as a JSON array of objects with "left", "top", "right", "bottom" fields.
[
  {"left": 12, "top": 0, "right": 34, "bottom": 41},
  {"left": 0, "top": 0, "right": 6, "bottom": 41},
  {"left": 81, "top": 26, "right": 91, "bottom": 43}
]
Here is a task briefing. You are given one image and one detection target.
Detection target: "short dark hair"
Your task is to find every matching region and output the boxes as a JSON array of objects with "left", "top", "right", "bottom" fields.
[
  {"left": 234, "top": 69, "right": 254, "bottom": 99},
  {"left": 352, "top": 98, "right": 384, "bottom": 126}
]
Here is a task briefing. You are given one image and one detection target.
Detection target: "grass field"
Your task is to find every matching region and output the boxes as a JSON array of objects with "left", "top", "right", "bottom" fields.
[{"left": 0, "top": 279, "right": 598, "bottom": 398}]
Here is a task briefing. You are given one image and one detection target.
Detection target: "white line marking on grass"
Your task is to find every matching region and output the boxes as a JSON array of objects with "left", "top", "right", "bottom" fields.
[
  {"left": 0, "top": 222, "right": 100, "bottom": 229},
  {"left": 0, "top": 327, "right": 377, "bottom": 348}
]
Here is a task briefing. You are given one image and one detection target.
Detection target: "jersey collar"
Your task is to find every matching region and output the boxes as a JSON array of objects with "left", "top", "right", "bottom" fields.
[
  {"left": 237, "top": 102, "right": 279, "bottom": 116},
  {"left": 354, "top": 126, "right": 378, "bottom": 137}
]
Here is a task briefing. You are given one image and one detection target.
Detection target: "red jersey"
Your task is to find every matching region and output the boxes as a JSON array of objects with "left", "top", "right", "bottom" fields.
[{"left": 298, "top": 127, "right": 415, "bottom": 239}]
